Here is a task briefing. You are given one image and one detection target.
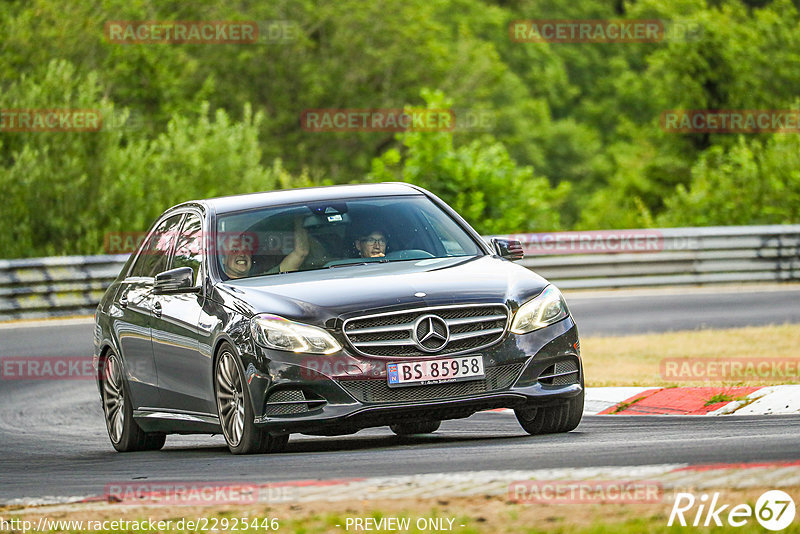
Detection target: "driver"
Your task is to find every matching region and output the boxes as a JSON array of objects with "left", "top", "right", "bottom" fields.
[
  {"left": 355, "top": 229, "right": 387, "bottom": 258},
  {"left": 222, "top": 244, "right": 253, "bottom": 279}
]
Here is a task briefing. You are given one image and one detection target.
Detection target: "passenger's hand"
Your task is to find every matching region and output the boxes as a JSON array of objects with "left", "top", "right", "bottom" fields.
[
  {"left": 279, "top": 217, "right": 310, "bottom": 272},
  {"left": 293, "top": 217, "right": 310, "bottom": 257}
]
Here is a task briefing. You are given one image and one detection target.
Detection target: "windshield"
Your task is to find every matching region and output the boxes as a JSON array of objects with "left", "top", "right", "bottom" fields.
[{"left": 214, "top": 195, "right": 483, "bottom": 280}]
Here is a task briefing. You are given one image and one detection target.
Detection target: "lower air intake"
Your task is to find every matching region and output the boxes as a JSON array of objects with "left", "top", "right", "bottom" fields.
[
  {"left": 537, "top": 360, "right": 579, "bottom": 386},
  {"left": 264, "top": 389, "right": 326, "bottom": 416}
]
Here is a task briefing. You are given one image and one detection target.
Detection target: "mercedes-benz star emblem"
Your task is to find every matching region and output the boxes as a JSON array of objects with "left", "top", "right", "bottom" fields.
[{"left": 413, "top": 314, "right": 450, "bottom": 352}]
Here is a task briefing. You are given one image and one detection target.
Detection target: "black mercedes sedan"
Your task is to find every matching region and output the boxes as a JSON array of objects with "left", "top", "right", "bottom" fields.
[{"left": 93, "top": 183, "right": 583, "bottom": 454}]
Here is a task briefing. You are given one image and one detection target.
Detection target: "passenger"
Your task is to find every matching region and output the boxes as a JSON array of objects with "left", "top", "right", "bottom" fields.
[{"left": 355, "top": 229, "right": 387, "bottom": 258}]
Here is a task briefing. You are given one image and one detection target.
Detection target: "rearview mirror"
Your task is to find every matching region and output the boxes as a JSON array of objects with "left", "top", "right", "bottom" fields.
[
  {"left": 153, "top": 267, "right": 198, "bottom": 294},
  {"left": 491, "top": 238, "right": 524, "bottom": 260}
]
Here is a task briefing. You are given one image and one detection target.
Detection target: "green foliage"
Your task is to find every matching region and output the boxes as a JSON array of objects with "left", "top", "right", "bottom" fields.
[
  {"left": 658, "top": 135, "right": 800, "bottom": 226},
  {"left": 0, "top": 61, "right": 290, "bottom": 257}
]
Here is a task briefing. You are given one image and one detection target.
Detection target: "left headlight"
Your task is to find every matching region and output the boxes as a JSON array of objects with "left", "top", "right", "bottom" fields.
[
  {"left": 510, "top": 285, "right": 570, "bottom": 334},
  {"left": 251, "top": 314, "right": 342, "bottom": 354}
]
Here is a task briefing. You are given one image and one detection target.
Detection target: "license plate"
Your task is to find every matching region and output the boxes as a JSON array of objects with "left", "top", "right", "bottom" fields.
[{"left": 386, "top": 355, "right": 484, "bottom": 388}]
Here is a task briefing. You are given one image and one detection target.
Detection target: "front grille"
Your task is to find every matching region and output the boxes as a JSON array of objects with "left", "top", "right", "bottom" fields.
[
  {"left": 264, "top": 389, "right": 326, "bottom": 416},
  {"left": 337, "top": 362, "right": 523, "bottom": 403},
  {"left": 343, "top": 304, "right": 509, "bottom": 357},
  {"left": 538, "top": 360, "right": 579, "bottom": 386}
]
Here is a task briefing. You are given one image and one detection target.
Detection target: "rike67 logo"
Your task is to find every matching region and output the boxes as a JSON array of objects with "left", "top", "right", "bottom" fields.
[{"left": 669, "top": 490, "right": 796, "bottom": 530}]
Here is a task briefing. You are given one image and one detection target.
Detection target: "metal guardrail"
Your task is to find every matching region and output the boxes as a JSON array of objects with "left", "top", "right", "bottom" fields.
[
  {"left": 1, "top": 226, "right": 798, "bottom": 321},
  {"left": 0, "top": 255, "right": 129, "bottom": 321},
  {"left": 499, "top": 225, "right": 800, "bottom": 289}
]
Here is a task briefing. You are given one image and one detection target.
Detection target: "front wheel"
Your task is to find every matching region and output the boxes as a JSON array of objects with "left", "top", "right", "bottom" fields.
[
  {"left": 214, "top": 345, "right": 289, "bottom": 455},
  {"left": 515, "top": 390, "right": 584, "bottom": 435},
  {"left": 101, "top": 352, "right": 166, "bottom": 452}
]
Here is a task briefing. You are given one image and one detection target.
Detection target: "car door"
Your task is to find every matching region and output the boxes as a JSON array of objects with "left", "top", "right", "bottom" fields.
[
  {"left": 149, "top": 210, "right": 213, "bottom": 414},
  {"left": 114, "top": 213, "right": 184, "bottom": 408}
]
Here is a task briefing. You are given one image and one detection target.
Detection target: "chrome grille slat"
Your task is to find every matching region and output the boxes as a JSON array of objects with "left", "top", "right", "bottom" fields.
[
  {"left": 449, "top": 327, "right": 505, "bottom": 341},
  {"left": 347, "top": 323, "right": 415, "bottom": 335},
  {"left": 445, "top": 314, "right": 506, "bottom": 326},
  {"left": 353, "top": 338, "right": 414, "bottom": 347},
  {"left": 343, "top": 304, "right": 509, "bottom": 358}
]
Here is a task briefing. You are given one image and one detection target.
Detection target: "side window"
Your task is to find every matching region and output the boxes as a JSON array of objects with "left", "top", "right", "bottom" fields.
[
  {"left": 129, "top": 214, "right": 184, "bottom": 278},
  {"left": 171, "top": 213, "right": 203, "bottom": 285}
]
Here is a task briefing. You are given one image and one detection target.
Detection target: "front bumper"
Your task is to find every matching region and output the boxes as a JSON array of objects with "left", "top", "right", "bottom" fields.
[{"left": 243, "top": 317, "right": 581, "bottom": 434}]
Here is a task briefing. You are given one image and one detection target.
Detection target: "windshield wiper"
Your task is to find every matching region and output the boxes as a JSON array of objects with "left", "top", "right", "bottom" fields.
[{"left": 327, "top": 259, "right": 389, "bottom": 269}]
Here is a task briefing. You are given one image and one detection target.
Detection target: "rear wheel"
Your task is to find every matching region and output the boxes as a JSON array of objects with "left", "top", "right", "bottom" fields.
[
  {"left": 215, "top": 345, "right": 289, "bottom": 455},
  {"left": 515, "top": 390, "right": 584, "bottom": 435},
  {"left": 101, "top": 352, "right": 166, "bottom": 452},
  {"left": 390, "top": 419, "right": 441, "bottom": 436}
]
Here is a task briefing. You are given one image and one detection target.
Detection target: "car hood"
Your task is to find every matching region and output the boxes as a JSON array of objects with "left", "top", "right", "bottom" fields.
[{"left": 213, "top": 255, "right": 549, "bottom": 326}]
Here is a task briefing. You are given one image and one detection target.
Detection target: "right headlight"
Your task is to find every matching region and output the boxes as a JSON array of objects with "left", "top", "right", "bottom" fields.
[
  {"left": 250, "top": 314, "right": 342, "bottom": 354},
  {"left": 510, "top": 285, "right": 570, "bottom": 334}
]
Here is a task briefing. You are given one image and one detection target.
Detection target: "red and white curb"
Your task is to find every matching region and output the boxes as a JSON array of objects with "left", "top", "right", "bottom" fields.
[
  {"left": 5, "top": 461, "right": 800, "bottom": 508},
  {"left": 488, "top": 386, "right": 800, "bottom": 416}
]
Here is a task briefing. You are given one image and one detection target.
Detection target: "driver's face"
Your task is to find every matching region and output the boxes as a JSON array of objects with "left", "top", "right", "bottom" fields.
[
  {"left": 356, "top": 232, "right": 387, "bottom": 258},
  {"left": 224, "top": 249, "right": 252, "bottom": 278}
]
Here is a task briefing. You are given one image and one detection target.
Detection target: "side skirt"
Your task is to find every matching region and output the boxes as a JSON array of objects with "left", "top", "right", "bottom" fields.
[{"left": 133, "top": 408, "right": 222, "bottom": 434}]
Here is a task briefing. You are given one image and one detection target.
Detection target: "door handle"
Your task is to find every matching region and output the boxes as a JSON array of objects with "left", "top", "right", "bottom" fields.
[
  {"left": 119, "top": 296, "right": 128, "bottom": 308},
  {"left": 152, "top": 301, "right": 162, "bottom": 318}
]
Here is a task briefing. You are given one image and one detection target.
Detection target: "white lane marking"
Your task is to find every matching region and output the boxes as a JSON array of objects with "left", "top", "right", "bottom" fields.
[
  {"left": 0, "top": 317, "right": 94, "bottom": 329},
  {"left": 714, "top": 385, "right": 800, "bottom": 416}
]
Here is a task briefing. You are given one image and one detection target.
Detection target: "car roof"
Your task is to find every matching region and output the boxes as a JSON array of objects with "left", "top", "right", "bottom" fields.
[{"left": 180, "top": 183, "right": 426, "bottom": 215}]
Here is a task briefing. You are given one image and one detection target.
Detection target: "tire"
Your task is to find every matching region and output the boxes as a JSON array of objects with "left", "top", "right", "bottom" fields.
[
  {"left": 101, "top": 352, "right": 166, "bottom": 452},
  {"left": 514, "top": 390, "right": 584, "bottom": 435},
  {"left": 390, "top": 419, "right": 441, "bottom": 436},
  {"left": 214, "top": 344, "right": 289, "bottom": 455}
]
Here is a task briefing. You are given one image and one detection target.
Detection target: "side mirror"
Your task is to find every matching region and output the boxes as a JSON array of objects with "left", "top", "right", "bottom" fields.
[
  {"left": 491, "top": 238, "right": 524, "bottom": 260},
  {"left": 153, "top": 267, "right": 198, "bottom": 294}
]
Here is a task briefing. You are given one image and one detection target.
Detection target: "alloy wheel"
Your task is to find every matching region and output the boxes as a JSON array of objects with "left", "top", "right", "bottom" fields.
[
  {"left": 216, "top": 351, "right": 246, "bottom": 447},
  {"left": 102, "top": 354, "right": 125, "bottom": 443}
]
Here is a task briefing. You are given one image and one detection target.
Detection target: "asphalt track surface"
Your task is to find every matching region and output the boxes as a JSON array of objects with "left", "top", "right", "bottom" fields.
[{"left": 1, "top": 285, "right": 799, "bottom": 503}]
